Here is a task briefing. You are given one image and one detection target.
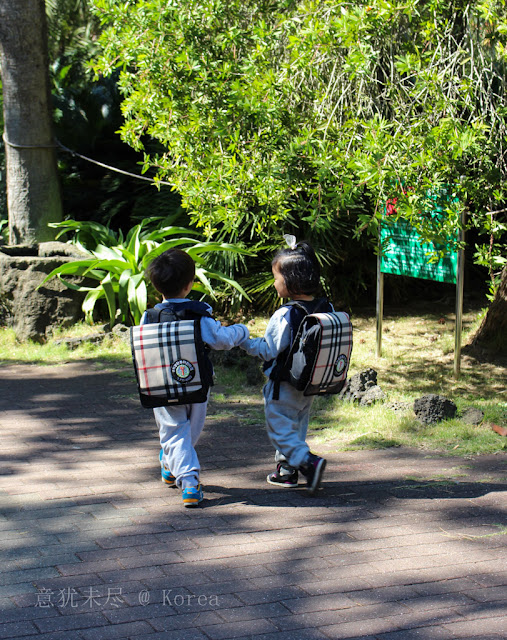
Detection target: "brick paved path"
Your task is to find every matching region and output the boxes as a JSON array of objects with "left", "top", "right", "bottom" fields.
[{"left": 0, "top": 362, "right": 506, "bottom": 640}]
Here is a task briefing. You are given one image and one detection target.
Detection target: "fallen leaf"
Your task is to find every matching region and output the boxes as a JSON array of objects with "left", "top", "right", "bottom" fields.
[{"left": 491, "top": 423, "right": 507, "bottom": 437}]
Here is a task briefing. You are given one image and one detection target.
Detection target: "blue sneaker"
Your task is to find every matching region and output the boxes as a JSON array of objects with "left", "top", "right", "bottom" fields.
[
  {"left": 159, "top": 449, "right": 176, "bottom": 487},
  {"left": 299, "top": 453, "right": 326, "bottom": 495},
  {"left": 182, "top": 484, "right": 203, "bottom": 508}
]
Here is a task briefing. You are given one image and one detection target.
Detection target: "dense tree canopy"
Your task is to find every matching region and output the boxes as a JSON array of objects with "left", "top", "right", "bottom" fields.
[{"left": 91, "top": 0, "right": 506, "bottom": 271}]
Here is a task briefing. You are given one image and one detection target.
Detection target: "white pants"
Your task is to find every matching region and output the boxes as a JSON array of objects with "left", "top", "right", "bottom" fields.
[
  {"left": 154, "top": 398, "right": 208, "bottom": 489},
  {"left": 263, "top": 379, "right": 314, "bottom": 470}
]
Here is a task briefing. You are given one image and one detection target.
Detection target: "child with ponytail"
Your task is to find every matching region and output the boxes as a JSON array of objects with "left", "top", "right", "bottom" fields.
[{"left": 241, "top": 236, "right": 332, "bottom": 493}]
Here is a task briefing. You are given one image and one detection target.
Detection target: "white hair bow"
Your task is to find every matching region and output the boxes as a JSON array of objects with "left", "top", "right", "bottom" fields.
[{"left": 283, "top": 234, "right": 297, "bottom": 250}]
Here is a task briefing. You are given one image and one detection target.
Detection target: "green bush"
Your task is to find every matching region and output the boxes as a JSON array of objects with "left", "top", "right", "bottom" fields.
[{"left": 90, "top": 0, "right": 507, "bottom": 299}]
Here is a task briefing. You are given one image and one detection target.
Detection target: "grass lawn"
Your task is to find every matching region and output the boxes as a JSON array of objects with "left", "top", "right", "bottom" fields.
[{"left": 1, "top": 304, "right": 506, "bottom": 457}]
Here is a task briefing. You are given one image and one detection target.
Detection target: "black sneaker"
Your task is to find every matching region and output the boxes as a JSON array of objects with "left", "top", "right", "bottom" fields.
[
  {"left": 299, "top": 453, "right": 326, "bottom": 494},
  {"left": 266, "top": 463, "right": 299, "bottom": 489}
]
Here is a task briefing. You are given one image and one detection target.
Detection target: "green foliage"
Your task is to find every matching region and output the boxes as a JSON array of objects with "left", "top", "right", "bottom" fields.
[
  {"left": 0, "top": 216, "right": 7, "bottom": 243},
  {"left": 40, "top": 218, "right": 252, "bottom": 325},
  {"left": 47, "top": 0, "right": 106, "bottom": 146},
  {"left": 90, "top": 0, "right": 359, "bottom": 242},
  {"left": 46, "top": 0, "right": 167, "bottom": 234},
  {"left": 90, "top": 0, "right": 507, "bottom": 282},
  {"left": 474, "top": 213, "right": 507, "bottom": 299},
  {"left": 46, "top": 0, "right": 100, "bottom": 62}
]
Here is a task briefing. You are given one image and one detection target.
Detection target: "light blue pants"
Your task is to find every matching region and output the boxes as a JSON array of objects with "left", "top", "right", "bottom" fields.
[
  {"left": 263, "top": 379, "right": 314, "bottom": 470},
  {"left": 154, "top": 399, "right": 208, "bottom": 489}
]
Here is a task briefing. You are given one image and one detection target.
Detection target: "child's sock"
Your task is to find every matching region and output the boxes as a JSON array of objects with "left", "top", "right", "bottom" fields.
[{"left": 181, "top": 477, "right": 199, "bottom": 490}]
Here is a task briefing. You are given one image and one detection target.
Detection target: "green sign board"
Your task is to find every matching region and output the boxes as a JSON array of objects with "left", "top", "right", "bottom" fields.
[
  {"left": 380, "top": 218, "right": 458, "bottom": 284},
  {"left": 377, "top": 189, "right": 465, "bottom": 378}
]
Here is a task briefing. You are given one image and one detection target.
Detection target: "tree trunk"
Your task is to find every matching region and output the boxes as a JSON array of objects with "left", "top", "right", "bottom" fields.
[
  {"left": 469, "top": 265, "right": 507, "bottom": 355},
  {"left": 0, "top": 0, "right": 62, "bottom": 245}
]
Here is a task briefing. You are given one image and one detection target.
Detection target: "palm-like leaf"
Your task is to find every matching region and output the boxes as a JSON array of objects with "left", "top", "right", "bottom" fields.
[{"left": 41, "top": 219, "right": 253, "bottom": 325}]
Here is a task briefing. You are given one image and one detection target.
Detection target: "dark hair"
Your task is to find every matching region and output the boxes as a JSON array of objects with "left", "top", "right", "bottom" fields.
[
  {"left": 145, "top": 248, "right": 195, "bottom": 298},
  {"left": 272, "top": 241, "right": 321, "bottom": 297}
]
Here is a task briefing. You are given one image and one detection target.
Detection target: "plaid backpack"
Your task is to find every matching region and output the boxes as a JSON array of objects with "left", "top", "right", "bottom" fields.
[
  {"left": 130, "top": 302, "right": 214, "bottom": 408},
  {"left": 270, "top": 299, "right": 353, "bottom": 399}
]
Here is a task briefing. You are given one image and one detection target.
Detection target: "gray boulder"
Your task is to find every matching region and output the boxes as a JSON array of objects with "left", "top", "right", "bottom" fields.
[
  {"left": 38, "top": 241, "right": 88, "bottom": 258},
  {"left": 112, "top": 323, "right": 131, "bottom": 342},
  {"left": 413, "top": 394, "right": 457, "bottom": 425},
  {"left": 0, "top": 250, "right": 88, "bottom": 343},
  {"left": 360, "top": 385, "right": 386, "bottom": 406},
  {"left": 53, "top": 333, "right": 105, "bottom": 350},
  {"left": 340, "top": 368, "right": 385, "bottom": 405},
  {"left": 460, "top": 407, "right": 484, "bottom": 425}
]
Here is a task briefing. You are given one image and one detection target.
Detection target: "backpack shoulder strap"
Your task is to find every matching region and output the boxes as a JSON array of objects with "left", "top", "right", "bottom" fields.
[
  {"left": 283, "top": 300, "right": 311, "bottom": 337},
  {"left": 175, "top": 300, "right": 214, "bottom": 319},
  {"left": 268, "top": 301, "right": 310, "bottom": 400},
  {"left": 144, "top": 301, "right": 213, "bottom": 324},
  {"left": 144, "top": 307, "right": 164, "bottom": 324},
  {"left": 311, "top": 297, "right": 333, "bottom": 314},
  {"left": 144, "top": 305, "right": 177, "bottom": 324},
  {"left": 282, "top": 298, "right": 332, "bottom": 341}
]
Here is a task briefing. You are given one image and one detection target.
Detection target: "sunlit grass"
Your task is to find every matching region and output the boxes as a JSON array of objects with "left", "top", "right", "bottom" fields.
[
  {"left": 0, "top": 324, "right": 131, "bottom": 366},
  {"left": 245, "top": 307, "right": 507, "bottom": 457},
  {"left": 307, "top": 396, "right": 506, "bottom": 456},
  {"left": 1, "top": 306, "right": 505, "bottom": 456}
]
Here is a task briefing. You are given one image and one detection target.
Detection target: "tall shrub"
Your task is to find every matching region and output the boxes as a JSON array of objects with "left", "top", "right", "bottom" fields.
[{"left": 90, "top": 0, "right": 507, "bottom": 294}]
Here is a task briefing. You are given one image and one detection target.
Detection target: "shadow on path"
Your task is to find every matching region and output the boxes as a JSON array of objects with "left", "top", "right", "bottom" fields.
[{"left": 1, "top": 362, "right": 506, "bottom": 639}]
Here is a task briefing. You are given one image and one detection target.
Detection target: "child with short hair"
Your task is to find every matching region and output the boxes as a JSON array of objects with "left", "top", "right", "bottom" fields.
[
  {"left": 142, "top": 248, "right": 249, "bottom": 507},
  {"left": 240, "top": 238, "right": 331, "bottom": 493}
]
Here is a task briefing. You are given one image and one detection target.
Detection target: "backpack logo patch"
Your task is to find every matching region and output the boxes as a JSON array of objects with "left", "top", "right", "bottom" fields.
[
  {"left": 171, "top": 359, "right": 196, "bottom": 384},
  {"left": 334, "top": 354, "right": 348, "bottom": 377}
]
